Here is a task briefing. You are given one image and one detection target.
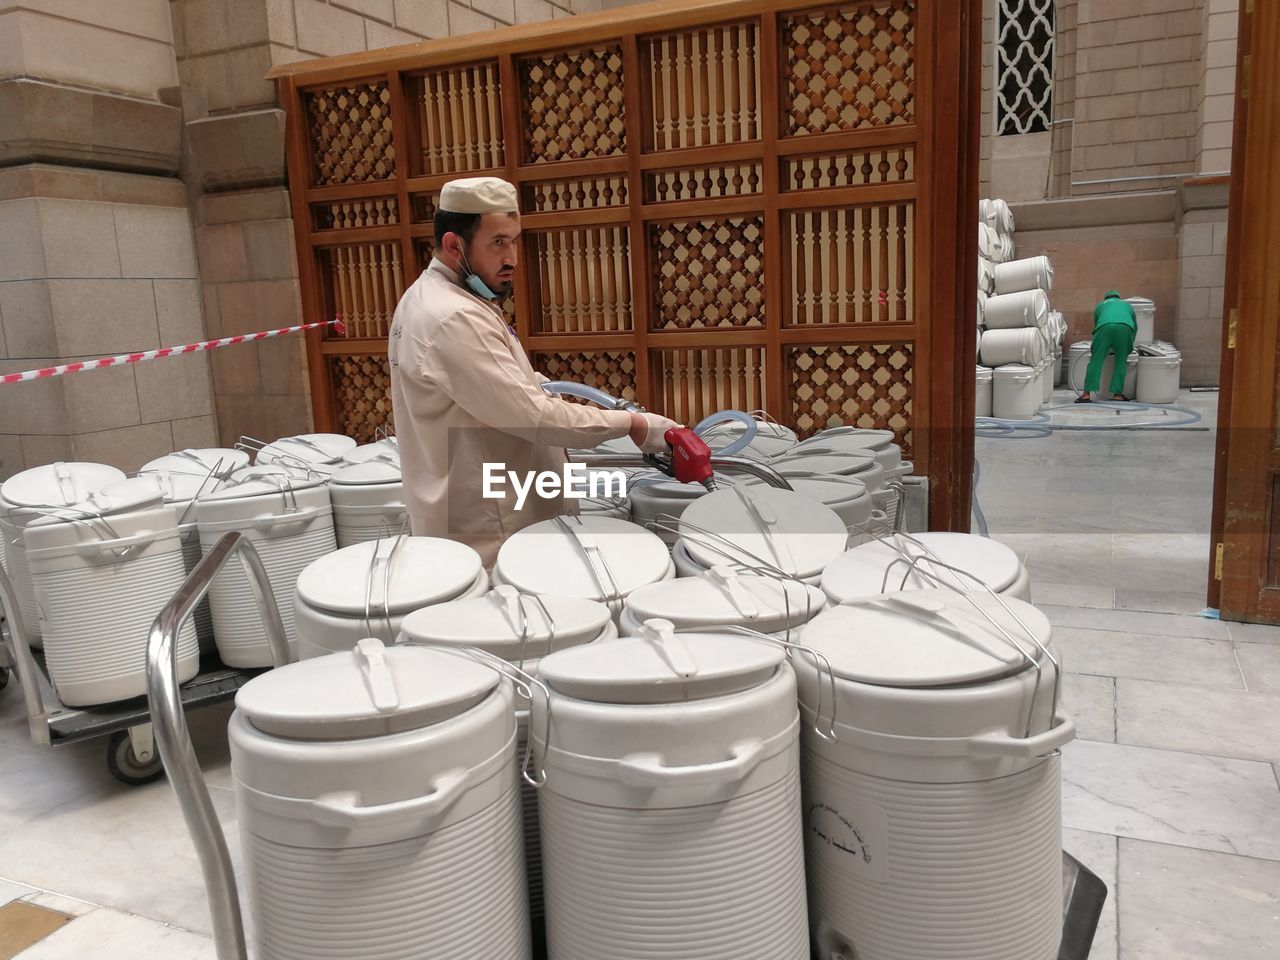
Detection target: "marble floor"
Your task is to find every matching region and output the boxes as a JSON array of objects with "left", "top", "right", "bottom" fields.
[{"left": 1, "top": 388, "right": 1277, "bottom": 957}]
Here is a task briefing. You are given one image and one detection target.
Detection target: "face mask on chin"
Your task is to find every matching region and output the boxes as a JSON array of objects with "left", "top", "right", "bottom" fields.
[{"left": 459, "top": 249, "right": 504, "bottom": 302}]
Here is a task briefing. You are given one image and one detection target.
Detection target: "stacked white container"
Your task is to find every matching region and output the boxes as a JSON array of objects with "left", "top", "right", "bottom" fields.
[
  {"left": 992, "top": 364, "right": 1041, "bottom": 420},
  {"left": 976, "top": 365, "right": 993, "bottom": 417},
  {"left": 1125, "top": 296, "right": 1156, "bottom": 345},
  {"left": 399, "top": 588, "right": 616, "bottom": 926},
  {"left": 533, "top": 619, "right": 809, "bottom": 960},
  {"left": 674, "top": 486, "right": 848, "bottom": 585},
  {"left": 292, "top": 536, "right": 489, "bottom": 660},
  {"left": 820, "top": 531, "right": 1031, "bottom": 605},
  {"left": 25, "top": 478, "right": 199, "bottom": 706},
  {"left": 494, "top": 515, "right": 674, "bottom": 620},
  {"left": 0, "top": 462, "right": 125, "bottom": 647},
  {"left": 1136, "top": 341, "right": 1182, "bottom": 403},
  {"left": 620, "top": 565, "right": 827, "bottom": 637},
  {"left": 794, "top": 592, "right": 1074, "bottom": 960},
  {"left": 327, "top": 459, "right": 407, "bottom": 548},
  {"left": 196, "top": 469, "right": 337, "bottom": 666},
  {"left": 229, "top": 638, "right": 530, "bottom": 960}
]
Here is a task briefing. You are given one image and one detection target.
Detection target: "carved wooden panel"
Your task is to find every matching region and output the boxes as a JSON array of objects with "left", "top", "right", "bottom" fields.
[
  {"left": 329, "top": 354, "right": 395, "bottom": 442},
  {"left": 530, "top": 226, "right": 632, "bottom": 333},
  {"left": 788, "top": 342, "right": 913, "bottom": 452},
  {"left": 524, "top": 176, "right": 629, "bottom": 212},
  {"left": 654, "top": 346, "right": 767, "bottom": 424},
  {"left": 521, "top": 46, "right": 627, "bottom": 163},
  {"left": 782, "top": 2, "right": 916, "bottom": 136},
  {"left": 533, "top": 350, "right": 638, "bottom": 402},
  {"left": 788, "top": 203, "right": 913, "bottom": 325},
  {"left": 645, "top": 23, "right": 761, "bottom": 149},
  {"left": 321, "top": 242, "right": 405, "bottom": 340},
  {"left": 414, "top": 62, "right": 504, "bottom": 174},
  {"left": 409, "top": 193, "right": 440, "bottom": 222},
  {"left": 306, "top": 82, "right": 396, "bottom": 186},
  {"left": 651, "top": 217, "right": 765, "bottom": 330},
  {"left": 784, "top": 147, "right": 915, "bottom": 190},
  {"left": 646, "top": 163, "right": 763, "bottom": 202},
  {"left": 312, "top": 197, "right": 400, "bottom": 231}
]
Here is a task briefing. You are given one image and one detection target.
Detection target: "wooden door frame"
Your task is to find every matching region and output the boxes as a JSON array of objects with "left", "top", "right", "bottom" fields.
[{"left": 1213, "top": 0, "right": 1280, "bottom": 621}]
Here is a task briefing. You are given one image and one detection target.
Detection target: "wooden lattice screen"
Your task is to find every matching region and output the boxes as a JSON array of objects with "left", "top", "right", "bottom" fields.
[{"left": 273, "top": 0, "right": 980, "bottom": 528}]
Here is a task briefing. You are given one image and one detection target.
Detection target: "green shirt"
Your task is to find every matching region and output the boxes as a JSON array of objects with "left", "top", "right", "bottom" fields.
[{"left": 1094, "top": 296, "right": 1136, "bottom": 332}]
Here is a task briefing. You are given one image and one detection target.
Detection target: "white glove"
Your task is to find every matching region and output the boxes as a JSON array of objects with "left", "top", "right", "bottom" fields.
[{"left": 635, "top": 412, "right": 681, "bottom": 454}]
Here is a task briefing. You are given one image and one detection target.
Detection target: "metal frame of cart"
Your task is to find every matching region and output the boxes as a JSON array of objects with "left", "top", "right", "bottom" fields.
[{"left": 0, "top": 533, "right": 287, "bottom": 785}]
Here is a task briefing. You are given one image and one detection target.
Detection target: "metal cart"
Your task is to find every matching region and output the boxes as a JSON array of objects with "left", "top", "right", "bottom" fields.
[{"left": 0, "top": 534, "right": 283, "bottom": 785}]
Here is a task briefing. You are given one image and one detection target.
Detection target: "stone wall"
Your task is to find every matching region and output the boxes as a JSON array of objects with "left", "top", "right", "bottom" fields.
[{"left": 0, "top": 1, "right": 215, "bottom": 478}]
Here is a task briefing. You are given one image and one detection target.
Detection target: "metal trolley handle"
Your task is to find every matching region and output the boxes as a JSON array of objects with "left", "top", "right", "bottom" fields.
[{"left": 145, "top": 531, "right": 293, "bottom": 960}]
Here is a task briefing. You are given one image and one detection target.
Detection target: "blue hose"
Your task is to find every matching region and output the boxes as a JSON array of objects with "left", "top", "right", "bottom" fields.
[
  {"left": 542, "top": 380, "right": 628, "bottom": 409},
  {"left": 691, "top": 410, "right": 759, "bottom": 457}
]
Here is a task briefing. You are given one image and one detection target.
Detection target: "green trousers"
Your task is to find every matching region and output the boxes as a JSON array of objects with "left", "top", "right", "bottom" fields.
[{"left": 1084, "top": 322, "right": 1135, "bottom": 395}]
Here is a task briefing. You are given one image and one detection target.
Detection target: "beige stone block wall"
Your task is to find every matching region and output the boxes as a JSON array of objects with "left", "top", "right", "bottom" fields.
[
  {"left": 1175, "top": 180, "right": 1228, "bottom": 385},
  {"left": 0, "top": 170, "right": 216, "bottom": 478},
  {"left": 1195, "top": 0, "right": 1237, "bottom": 174}
]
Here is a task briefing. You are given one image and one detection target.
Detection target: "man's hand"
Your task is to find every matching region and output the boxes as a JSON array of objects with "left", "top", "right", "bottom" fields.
[{"left": 629, "top": 412, "right": 682, "bottom": 454}]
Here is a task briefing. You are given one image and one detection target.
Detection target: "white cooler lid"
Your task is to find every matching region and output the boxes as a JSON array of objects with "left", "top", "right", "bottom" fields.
[
  {"left": 750, "top": 475, "right": 869, "bottom": 509},
  {"left": 330, "top": 459, "right": 403, "bottom": 486},
  {"left": 802, "top": 590, "right": 1051, "bottom": 688},
  {"left": 235, "top": 638, "right": 497, "bottom": 740},
  {"left": 80, "top": 476, "right": 168, "bottom": 515},
  {"left": 400, "top": 586, "right": 611, "bottom": 659},
  {"left": 496, "top": 515, "right": 670, "bottom": 601},
  {"left": 798, "top": 428, "right": 894, "bottom": 451},
  {"left": 822, "top": 532, "right": 1022, "bottom": 602},
  {"left": 215, "top": 466, "right": 328, "bottom": 496},
  {"left": 625, "top": 567, "right": 826, "bottom": 632},
  {"left": 296, "top": 537, "right": 482, "bottom": 616},
  {"left": 678, "top": 486, "right": 847, "bottom": 578},
  {"left": 772, "top": 453, "right": 878, "bottom": 477},
  {"left": 538, "top": 619, "right": 784, "bottom": 704},
  {"left": 141, "top": 448, "right": 249, "bottom": 477},
  {"left": 258, "top": 433, "right": 356, "bottom": 464},
  {"left": 2, "top": 462, "right": 125, "bottom": 509},
  {"left": 342, "top": 439, "right": 400, "bottom": 465},
  {"left": 138, "top": 469, "right": 221, "bottom": 504}
]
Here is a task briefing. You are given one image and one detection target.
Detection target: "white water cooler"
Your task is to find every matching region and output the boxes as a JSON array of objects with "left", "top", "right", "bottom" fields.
[
  {"left": 229, "top": 639, "right": 530, "bottom": 960},
  {"left": 794, "top": 592, "right": 1074, "bottom": 960},
  {"left": 533, "top": 620, "right": 809, "bottom": 959}
]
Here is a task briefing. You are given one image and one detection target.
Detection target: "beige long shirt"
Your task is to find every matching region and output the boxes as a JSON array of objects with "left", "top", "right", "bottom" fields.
[{"left": 388, "top": 260, "right": 632, "bottom": 567}]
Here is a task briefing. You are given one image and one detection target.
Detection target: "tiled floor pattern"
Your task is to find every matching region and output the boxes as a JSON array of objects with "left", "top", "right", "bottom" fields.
[{"left": 1, "top": 389, "right": 1277, "bottom": 956}]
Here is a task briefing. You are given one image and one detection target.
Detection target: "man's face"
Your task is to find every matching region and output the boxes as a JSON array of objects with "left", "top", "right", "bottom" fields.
[{"left": 462, "top": 212, "right": 521, "bottom": 298}]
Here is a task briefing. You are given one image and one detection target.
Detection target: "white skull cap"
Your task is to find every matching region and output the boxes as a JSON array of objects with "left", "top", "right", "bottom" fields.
[{"left": 438, "top": 176, "right": 520, "bottom": 215}]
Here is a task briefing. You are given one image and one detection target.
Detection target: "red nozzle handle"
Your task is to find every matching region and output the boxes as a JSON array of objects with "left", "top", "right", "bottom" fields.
[{"left": 664, "top": 427, "right": 715, "bottom": 486}]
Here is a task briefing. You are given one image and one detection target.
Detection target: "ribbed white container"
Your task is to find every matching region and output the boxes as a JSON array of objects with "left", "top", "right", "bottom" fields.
[
  {"left": 992, "top": 364, "right": 1040, "bottom": 420},
  {"left": 293, "top": 537, "right": 488, "bottom": 660},
  {"left": 983, "top": 289, "right": 1049, "bottom": 330},
  {"left": 533, "top": 621, "right": 809, "bottom": 960},
  {"left": 993, "top": 255, "right": 1054, "bottom": 295},
  {"left": 1136, "top": 352, "right": 1182, "bottom": 403},
  {"left": 976, "top": 366, "right": 993, "bottom": 418},
  {"left": 1067, "top": 341, "right": 1091, "bottom": 391},
  {"left": 230, "top": 640, "right": 530, "bottom": 960},
  {"left": 977, "top": 255, "right": 995, "bottom": 295},
  {"left": 1037, "top": 359, "right": 1053, "bottom": 403},
  {"left": 794, "top": 593, "right": 1073, "bottom": 960},
  {"left": 399, "top": 588, "right": 615, "bottom": 924},
  {"left": 981, "top": 328, "right": 1045, "bottom": 368},
  {"left": 328, "top": 460, "right": 406, "bottom": 549},
  {"left": 1126, "top": 296, "right": 1156, "bottom": 345},
  {"left": 26, "top": 496, "right": 198, "bottom": 706},
  {"left": 0, "top": 462, "right": 126, "bottom": 647},
  {"left": 196, "top": 474, "right": 336, "bottom": 666}
]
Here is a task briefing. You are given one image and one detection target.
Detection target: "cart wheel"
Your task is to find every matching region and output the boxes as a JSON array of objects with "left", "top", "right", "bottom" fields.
[{"left": 106, "top": 730, "right": 164, "bottom": 786}]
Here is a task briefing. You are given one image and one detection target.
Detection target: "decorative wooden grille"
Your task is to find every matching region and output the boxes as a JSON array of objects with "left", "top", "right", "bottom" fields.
[
  {"left": 329, "top": 354, "right": 394, "bottom": 442},
  {"left": 305, "top": 82, "right": 395, "bottom": 185},
  {"left": 533, "top": 350, "right": 638, "bottom": 402},
  {"left": 782, "top": 2, "right": 916, "bottom": 135},
  {"left": 996, "top": 0, "right": 1054, "bottom": 135},
  {"left": 279, "top": 0, "right": 977, "bottom": 526},
  {"left": 789, "top": 342, "right": 913, "bottom": 450},
  {"left": 651, "top": 217, "right": 765, "bottom": 330}
]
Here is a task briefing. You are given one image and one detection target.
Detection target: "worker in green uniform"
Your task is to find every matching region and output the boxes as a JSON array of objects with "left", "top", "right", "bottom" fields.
[{"left": 1076, "top": 290, "right": 1137, "bottom": 403}]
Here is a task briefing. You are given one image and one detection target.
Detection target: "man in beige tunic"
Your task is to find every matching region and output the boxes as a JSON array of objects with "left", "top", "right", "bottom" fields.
[{"left": 388, "top": 176, "right": 677, "bottom": 566}]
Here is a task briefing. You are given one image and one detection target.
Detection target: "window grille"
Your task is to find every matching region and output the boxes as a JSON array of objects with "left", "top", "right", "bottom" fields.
[{"left": 996, "top": 0, "right": 1054, "bottom": 135}]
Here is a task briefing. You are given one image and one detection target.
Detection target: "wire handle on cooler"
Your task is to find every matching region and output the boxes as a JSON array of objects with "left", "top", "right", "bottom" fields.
[
  {"left": 715, "top": 624, "right": 839, "bottom": 742},
  {"left": 487, "top": 585, "right": 558, "bottom": 672}
]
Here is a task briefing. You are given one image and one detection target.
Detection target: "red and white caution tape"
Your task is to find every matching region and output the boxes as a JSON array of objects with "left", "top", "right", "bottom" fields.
[{"left": 0, "top": 317, "right": 346, "bottom": 386}]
